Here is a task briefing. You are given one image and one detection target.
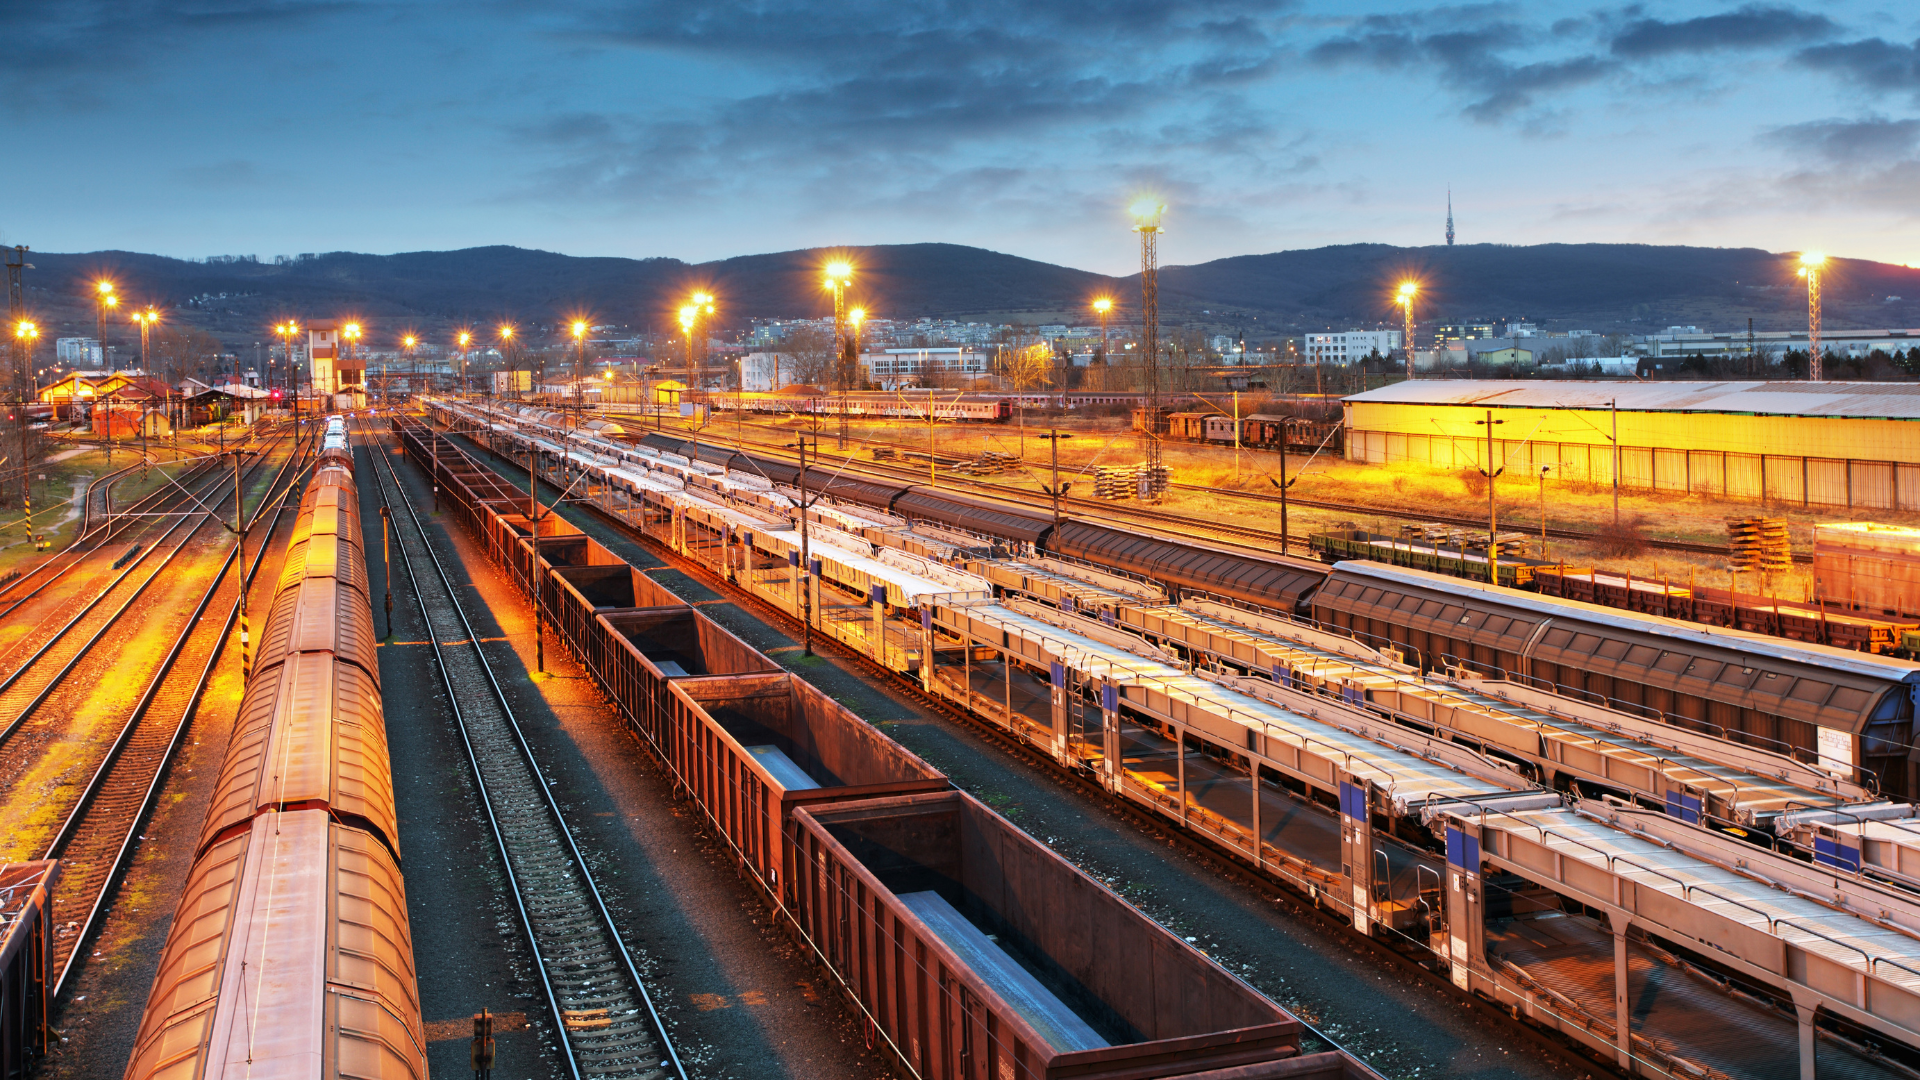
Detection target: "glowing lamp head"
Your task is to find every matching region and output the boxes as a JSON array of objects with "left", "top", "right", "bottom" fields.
[
  {"left": 15, "top": 320, "right": 36, "bottom": 339},
  {"left": 1397, "top": 281, "right": 1419, "bottom": 304},
  {"left": 572, "top": 321, "right": 588, "bottom": 339},
  {"left": 458, "top": 331, "right": 472, "bottom": 347},
  {"left": 343, "top": 322, "right": 361, "bottom": 340},
  {"left": 1093, "top": 297, "right": 1113, "bottom": 315},
  {"left": 499, "top": 325, "right": 514, "bottom": 341},
  {"left": 824, "top": 261, "right": 853, "bottom": 288},
  {"left": 104, "top": 295, "right": 118, "bottom": 309},
  {"left": 849, "top": 307, "right": 865, "bottom": 327},
  {"left": 96, "top": 280, "right": 114, "bottom": 296},
  {"left": 403, "top": 334, "right": 417, "bottom": 348},
  {"left": 1129, "top": 197, "right": 1165, "bottom": 229}
]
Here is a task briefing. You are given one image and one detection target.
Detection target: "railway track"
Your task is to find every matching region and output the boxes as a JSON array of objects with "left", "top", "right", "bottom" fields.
[
  {"left": 699, "top": 422, "right": 1795, "bottom": 564},
  {"left": 359, "top": 418, "right": 684, "bottom": 1080},
  {"left": 43, "top": 436, "right": 310, "bottom": 992},
  {"left": 0, "top": 438, "right": 288, "bottom": 755}
]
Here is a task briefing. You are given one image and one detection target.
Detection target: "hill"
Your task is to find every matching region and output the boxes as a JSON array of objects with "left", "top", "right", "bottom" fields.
[{"left": 15, "top": 242, "right": 1920, "bottom": 351}]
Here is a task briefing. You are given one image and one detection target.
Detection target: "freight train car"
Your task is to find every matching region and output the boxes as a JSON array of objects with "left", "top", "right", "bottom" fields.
[
  {"left": 712, "top": 390, "right": 1012, "bottom": 422},
  {"left": 400, "top": 416, "right": 1361, "bottom": 1080},
  {"left": 124, "top": 427, "right": 425, "bottom": 1080},
  {"left": 1310, "top": 560, "right": 1920, "bottom": 801}
]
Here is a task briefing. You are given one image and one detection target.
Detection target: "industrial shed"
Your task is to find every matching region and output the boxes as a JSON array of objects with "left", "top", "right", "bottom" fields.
[{"left": 1343, "top": 380, "right": 1920, "bottom": 511}]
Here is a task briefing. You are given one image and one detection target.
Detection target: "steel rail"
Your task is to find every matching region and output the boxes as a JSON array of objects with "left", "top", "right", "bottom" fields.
[
  {"left": 433, "top": 415, "right": 1401, "bottom": 1080},
  {"left": 0, "top": 453, "right": 229, "bottom": 620},
  {"left": 700, "top": 419, "right": 1796, "bottom": 563},
  {"left": 358, "top": 417, "right": 686, "bottom": 1080},
  {"left": 0, "top": 439, "right": 286, "bottom": 750},
  {"left": 45, "top": 435, "right": 311, "bottom": 995}
]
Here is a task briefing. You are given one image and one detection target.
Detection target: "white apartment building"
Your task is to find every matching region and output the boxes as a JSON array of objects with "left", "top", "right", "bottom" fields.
[
  {"left": 1304, "top": 330, "right": 1402, "bottom": 366},
  {"left": 861, "top": 348, "right": 994, "bottom": 390}
]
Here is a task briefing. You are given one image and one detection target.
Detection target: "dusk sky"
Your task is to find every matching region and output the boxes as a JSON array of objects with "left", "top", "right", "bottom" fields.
[{"left": 10, "top": 0, "right": 1919, "bottom": 274}]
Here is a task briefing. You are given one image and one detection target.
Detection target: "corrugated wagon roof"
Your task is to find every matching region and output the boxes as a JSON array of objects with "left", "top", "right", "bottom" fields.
[{"left": 1344, "top": 379, "right": 1920, "bottom": 420}]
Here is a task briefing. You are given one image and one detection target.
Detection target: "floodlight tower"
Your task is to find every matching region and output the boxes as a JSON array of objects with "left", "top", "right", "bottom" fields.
[
  {"left": 824, "top": 261, "right": 853, "bottom": 447},
  {"left": 1798, "top": 252, "right": 1826, "bottom": 380},
  {"left": 1130, "top": 198, "right": 1164, "bottom": 474},
  {"left": 1396, "top": 281, "right": 1419, "bottom": 381}
]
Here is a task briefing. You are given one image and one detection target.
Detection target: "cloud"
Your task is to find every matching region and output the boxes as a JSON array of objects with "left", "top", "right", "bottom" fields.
[
  {"left": 1763, "top": 116, "right": 1920, "bottom": 161},
  {"left": 1306, "top": 13, "right": 1615, "bottom": 122},
  {"left": 1800, "top": 37, "right": 1920, "bottom": 97},
  {"left": 1608, "top": 4, "right": 1836, "bottom": 58}
]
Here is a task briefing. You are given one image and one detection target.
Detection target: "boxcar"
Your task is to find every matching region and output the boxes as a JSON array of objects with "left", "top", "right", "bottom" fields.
[
  {"left": 791, "top": 790, "right": 1303, "bottom": 1079},
  {"left": 125, "top": 812, "right": 424, "bottom": 1080},
  {"left": 196, "top": 651, "right": 396, "bottom": 859}
]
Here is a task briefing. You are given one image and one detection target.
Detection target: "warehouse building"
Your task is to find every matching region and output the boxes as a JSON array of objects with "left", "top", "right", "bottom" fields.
[{"left": 1343, "top": 380, "right": 1920, "bottom": 511}]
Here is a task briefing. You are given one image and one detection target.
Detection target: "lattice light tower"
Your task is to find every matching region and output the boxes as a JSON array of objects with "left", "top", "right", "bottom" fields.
[
  {"left": 824, "top": 261, "right": 853, "bottom": 447},
  {"left": 1130, "top": 198, "right": 1164, "bottom": 474},
  {"left": 1396, "top": 281, "right": 1419, "bottom": 381},
  {"left": 1798, "top": 252, "right": 1825, "bottom": 381}
]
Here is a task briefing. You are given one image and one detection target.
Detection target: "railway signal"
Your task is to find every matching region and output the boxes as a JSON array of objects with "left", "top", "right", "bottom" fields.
[
  {"left": 1037, "top": 430, "right": 1073, "bottom": 529},
  {"left": 471, "top": 1009, "right": 495, "bottom": 1078}
]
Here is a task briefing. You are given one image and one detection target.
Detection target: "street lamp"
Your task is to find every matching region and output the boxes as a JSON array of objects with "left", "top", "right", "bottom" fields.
[
  {"left": 274, "top": 322, "right": 301, "bottom": 427},
  {"left": 131, "top": 307, "right": 161, "bottom": 456},
  {"left": 401, "top": 333, "right": 418, "bottom": 407},
  {"left": 1797, "top": 252, "right": 1826, "bottom": 380},
  {"left": 1092, "top": 296, "right": 1113, "bottom": 356},
  {"left": 571, "top": 319, "right": 589, "bottom": 427},
  {"left": 1396, "top": 281, "right": 1419, "bottom": 381},
  {"left": 457, "top": 330, "right": 472, "bottom": 397},
  {"left": 498, "top": 324, "right": 517, "bottom": 397},
  {"left": 822, "top": 262, "right": 853, "bottom": 446},
  {"left": 95, "top": 280, "right": 118, "bottom": 374},
  {"left": 14, "top": 320, "right": 38, "bottom": 534},
  {"left": 342, "top": 322, "right": 362, "bottom": 405}
]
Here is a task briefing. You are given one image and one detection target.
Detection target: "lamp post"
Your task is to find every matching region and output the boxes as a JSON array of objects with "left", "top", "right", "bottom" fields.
[
  {"left": 14, "top": 320, "right": 37, "bottom": 534},
  {"left": 401, "top": 334, "right": 418, "bottom": 407},
  {"left": 274, "top": 322, "right": 300, "bottom": 429},
  {"left": 498, "top": 325, "right": 517, "bottom": 397},
  {"left": 1798, "top": 252, "right": 1826, "bottom": 380},
  {"left": 683, "top": 291, "right": 714, "bottom": 412},
  {"left": 571, "top": 320, "right": 589, "bottom": 429},
  {"left": 1092, "top": 296, "right": 1113, "bottom": 370},
  {"left": 456, "top": 330, "right": 471, "bottom": 399},
  {"left": 1396, "top": 282, "right": 1419, "bottom": 381},
  {"left": 823, "top": 262, "right": 852, "bottom": 448},
  {"left": 132, "top": 307, "right": 161, "bottom": 460},
  {"left": 95, "top": 280, "right": 117, "bottom": 374},
  {"left": 342, "top": 322, "right": 362, "bottom": 410}
]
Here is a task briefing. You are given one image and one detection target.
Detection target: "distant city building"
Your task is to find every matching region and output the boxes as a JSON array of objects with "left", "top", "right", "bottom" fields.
[
  {"left": 57, "top": 337, "right": 102, "bottom": 365},
  {"left": 1636, "top": 326, "right": 1920, "bottom": 361},
  {"left": 861, "top": 348, "right": 993, "bottom": 390},
  {"left": 1304, "top": 330, "right": 1401, "bottom": 366},
  {"left": 1434, "top": 323, "right": 1494, "bottom": 344}
]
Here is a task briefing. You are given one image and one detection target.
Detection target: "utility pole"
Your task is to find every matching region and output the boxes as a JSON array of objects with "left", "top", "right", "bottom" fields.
[
  {"left": 1475, "top": 409, "right": 1505, "bottom": 585},
  {"left": 1040, "top": 429, "right": 1072, "bottom": 530},
  {"left": 233, "top": 450, "right": 251, "bottom": 677},
  {"left": 1538, "top": 465, "right": 1550, "bottom": 555},
  {"left": 928, "top": 389, "right": 936, "bottom": 488},
  {"left": 1611, "top": 397, "right": 1620, "bottom": 529},
  {"left": 1799, "top": 253, "right": 1826, "bottom": 380},
  {"left": 1267, "top": 461, "right": 1296, "bottom": 556},
  {"left": 380, "top": 506, "right": 393, "bottom": 638},
  {"left": 795, "top": 435, "right": 814, "bottom": 657},
  {"left": 529, "top": 438, "right": 544, "bottom": 673}
]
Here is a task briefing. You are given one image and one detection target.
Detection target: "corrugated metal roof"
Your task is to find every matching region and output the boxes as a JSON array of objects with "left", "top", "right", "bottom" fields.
[{"left": 1344, "top": 379, "right": 1920, "bottom": 419}]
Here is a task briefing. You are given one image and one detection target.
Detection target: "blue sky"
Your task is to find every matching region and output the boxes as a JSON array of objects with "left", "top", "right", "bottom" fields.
[{"left": 8, "top": 0, "right": 1918, "bottom": 273}]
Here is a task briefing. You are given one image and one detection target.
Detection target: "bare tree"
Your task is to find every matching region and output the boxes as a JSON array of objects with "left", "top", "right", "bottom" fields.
[
  {"left": 999, "top": 342, "right": 1053, "bottom": 454},
  {"left": 778, "top": 326, "right": 837, "bottom": 387}
]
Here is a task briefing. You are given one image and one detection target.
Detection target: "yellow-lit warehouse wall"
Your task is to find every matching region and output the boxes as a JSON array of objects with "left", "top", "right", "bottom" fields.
[{"left": 1344, "top": 402, "right": 1920, "bottom": 511}]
